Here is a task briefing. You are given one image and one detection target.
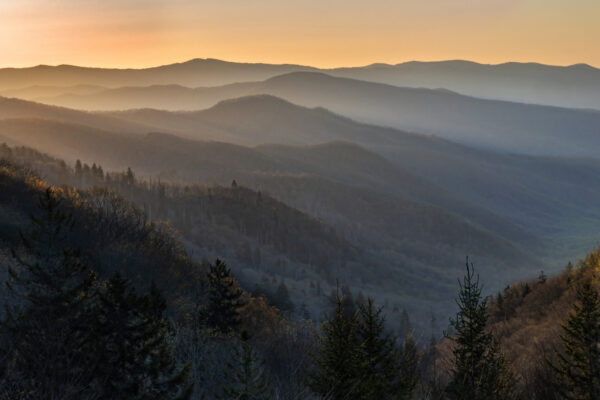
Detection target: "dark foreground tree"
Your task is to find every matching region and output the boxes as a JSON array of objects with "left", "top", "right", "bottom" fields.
[
  {"left": 445, "top": 259, "right": 517, "bottom": 400},
  {"left": 552, "top": 281, "right": 600, "bottom": 400},
  {"left": 0, "top": 189, "right": 98, "bottom": 400},
  {"left": 220, "top": 335, "right": 273, "bottom": 400},
  {"left": 205, "top": 259, "right": 245, "bottom": 334},
  {"left": 308, "top": 287, "right": 362, "bottom": 400},
  {"left": 92, "top": 273, "right": 192, "bottom": 400},
  {"left": 356, "top": 298, "right": 418, "bottom": 399}
]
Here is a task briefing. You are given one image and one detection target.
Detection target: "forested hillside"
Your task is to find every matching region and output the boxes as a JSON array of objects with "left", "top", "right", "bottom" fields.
[
  {"left": 4, "top": 151, "right": 600, "bottom": 399},
  {"left": 426, "top": 248, "right": 600, "bottom": 400},
  {"left": 0, "top": 142, "right": 540, "bottom": 328},
  {"left": 0, "top": 156, "right": 316, "bottom": 398}
]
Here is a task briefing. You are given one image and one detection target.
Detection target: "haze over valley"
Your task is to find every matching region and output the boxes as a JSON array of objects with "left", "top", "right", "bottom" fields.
[
  {"left": 2, "top": 58, "right": 600, "bottom": 328},
  {"left": 1, "top": 1, "right": 600, "bottom": 398}
]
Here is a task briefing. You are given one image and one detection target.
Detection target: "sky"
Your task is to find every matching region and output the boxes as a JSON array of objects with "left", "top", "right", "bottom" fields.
[{"left": 0, "top": 0, "right": 598, "bottom": 68}]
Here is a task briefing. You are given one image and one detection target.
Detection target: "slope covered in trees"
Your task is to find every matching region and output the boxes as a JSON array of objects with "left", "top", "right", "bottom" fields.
[
  {"left": 0, "top": 158, "right": 313, "bottom": 398},
  {"left": 0, "top": 142, "right": 539, "bottom": 329},
  {"left": 0, "top": 155, "right": 426, "bottom": 399},
  {"left": 3, "top": 147, "right": 600, "bottom": 398},
  {"left": 423, "top": 248, "right": 600, "bottom": 399}
]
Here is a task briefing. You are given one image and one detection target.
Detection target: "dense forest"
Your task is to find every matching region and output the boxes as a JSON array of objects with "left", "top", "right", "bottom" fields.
[{"left": 2, "top": 144, "right": 600, "bottom": 399}]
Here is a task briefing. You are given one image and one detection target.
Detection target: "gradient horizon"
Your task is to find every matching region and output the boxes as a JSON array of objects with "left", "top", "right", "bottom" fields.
[{"left": 1, "top": 0, "right": 598, "bottom": 69}]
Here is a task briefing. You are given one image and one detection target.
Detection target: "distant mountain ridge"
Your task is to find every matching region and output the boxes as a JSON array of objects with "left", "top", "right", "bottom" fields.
[
  {"left": 1, "top": 58, "right": 599, "bottom": 109},
  {"left": 0, "top": 58, "right": 316, "bottom": 90},
  {"left": 89, "top": 79, "right": 600, "bottom": 158}
]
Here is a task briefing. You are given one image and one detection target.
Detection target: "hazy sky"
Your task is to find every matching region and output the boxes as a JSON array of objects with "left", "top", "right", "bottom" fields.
[{"left": 1, "top": 0, "right": 598, "bottom": 68}]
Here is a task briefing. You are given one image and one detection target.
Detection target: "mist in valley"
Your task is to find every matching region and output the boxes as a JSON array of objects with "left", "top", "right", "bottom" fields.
[{"left": 1, "top": 1, "right": 600, "bottom": 398}]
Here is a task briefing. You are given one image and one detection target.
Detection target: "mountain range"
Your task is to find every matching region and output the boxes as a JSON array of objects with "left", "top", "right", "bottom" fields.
[
  {"left": 4, "top": 72, "right": 597, "bottom": 157},
  {"left": 1, "top": 59, "right": 599, "bottom": 333},
  {"left": 1, "top": 58, "right": 599, "bottom": 109}
]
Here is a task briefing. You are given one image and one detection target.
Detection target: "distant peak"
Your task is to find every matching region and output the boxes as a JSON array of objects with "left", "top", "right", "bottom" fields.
[
  {"left": 568, "top": 63, "right": 596, "bottom": 70},
  {"left": 211, "top": 94, "right": 298, "bottom": 109},
  {"left": 361, "top": 63, "right": 395, "bottom": 69},
  {"left": 182, "top": 58, "right": 225, "bottom": 64},
  {"left": 265, "top": 71, "right": 334, "bottom": 82},
  {"left": 396, "top": 60, "right": 480, "bottom": 67}
]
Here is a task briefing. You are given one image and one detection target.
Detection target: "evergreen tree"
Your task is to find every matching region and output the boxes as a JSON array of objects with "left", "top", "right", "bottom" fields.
[
  {"left": 398, "top": 333, "right": 419, "bottom": 398},
  {"left": 97, "top": 165, "right": 104, "bottom": 180},
  {"left": 355, "top": 298, "right": 418, "bottom": 399},
  {"left": 125, "top": 167, "right": 135, "bottom": 185},
  {"left": 308, "top": 286, "right": 362, "bottom": 400},
  {"left": 445, "top": 259, "right": 517, "bottom": 400},
  {"left": 0, "top": 189, "right": 98, "bottom": 399},
  {"left": 220, "top": 336, "right": 273, "bottom": 400},
  {"left": 274, "top": 281, "right": 293, "bottom": 312},
  {"left": 205, "top": 259, "right": 245, "bottom": 334},
  {"left": 341, "top": 285, "right": 356, "bottom": 317},
  {"left": 552, "top": 281, "right": 600, "bottom": 400},
  {"left": 75, "top": 159, "right": 82, "bottom": 176},
  {"left": 92, "top": 274, "right": 192, "bottom": 400},
  {"left": 399, "top": 309, "right": 412, "bottom": 339}
]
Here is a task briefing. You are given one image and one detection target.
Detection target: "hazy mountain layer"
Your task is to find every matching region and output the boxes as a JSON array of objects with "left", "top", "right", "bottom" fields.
[
  {"left": 0, "top": 140, "right": 534, "bottom": 331},
  {"left": 36, "top": 73, "right": 600, "bottom": 157},
  {"left": 2, "top": 59, "right": 599, "bottom": 109},
  {"left": 331, "top": 60, "right": 600, "bottom": 110},
  {"left": 2, "top": 96, "right": 600, "bottom": 253},
  {"left": 0, "top": 59, "right": 316, "bottom": 90}
]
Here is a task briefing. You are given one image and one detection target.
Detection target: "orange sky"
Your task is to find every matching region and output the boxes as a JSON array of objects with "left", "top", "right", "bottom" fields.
[{"left": 0, "top": 0, "right": 598, "bottom": 68}]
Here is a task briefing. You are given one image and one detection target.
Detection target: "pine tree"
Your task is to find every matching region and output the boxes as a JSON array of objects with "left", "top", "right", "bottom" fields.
[
  {"left": 92, "top": 274, "right": 192, "bottom": 400},
  {"left": 125, "top": 167, "right": 135, "bottom": 186},
  {"left": 274, "top": 281, "right": 293, "bottom": 312},
  {"left": 220, "top": 336, "right": 273, "bottom": 400},
  {"left": 205, "top": 259, "right": 245, "bottom": 334},
  {"left": 97, "top": 165, "right": 104, "bottom": 180},
  {"left": 355, "top": 298, "right": 418, "bottom": 399},
  {"left": 552, "top": 281, "right": 600, "bottom": 400},
  {"left": 0, "top": 188, "right": 98, "bottom": 400},
  {"left": 398, "top": 333, "right": 419, "bottom": 398},
  {"left": 308, "top": 286, "right": 362, "bottom": 400},
  {"left": 75, "top": 159, "right": 83, "bottom": 176},
  {"left": 399, "top": 309, "right": 412, "bottom": 339},
  {"left": 445, "top": 259, "right": 517, "bottom": 400}
]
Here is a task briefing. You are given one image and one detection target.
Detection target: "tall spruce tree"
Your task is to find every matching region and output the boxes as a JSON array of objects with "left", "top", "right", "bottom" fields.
[
  {"left": 308, "top": 286, "right": 362, "bottom": 400},
  {"left": 92, "top": 274, "right": 192, "bottom": 400},
  {"left": 0, "top": 188, "right": 98, "bottom": 400},
  {"left": 552, "top": 281, "right": 600, "bottom": 400},
  {"left": 445, "top": 259, "right": 517, "bottom": 400},
  {"left": 355, "top": 298, "right": 418, "bottom": 399},
  {"left": 220, "top": 335, "right": 273, "bottom": 400},
  {"left": 205, "top": 259, "right": 244, "bottom": 334},
  {"left": 398, "top": 333, "right": 419, "bottom": 399}
]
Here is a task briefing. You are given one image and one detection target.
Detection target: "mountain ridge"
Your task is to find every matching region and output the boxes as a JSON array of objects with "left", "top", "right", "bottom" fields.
[{"left": 2, "top": 58, "right": 598, "bottom": 109}]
